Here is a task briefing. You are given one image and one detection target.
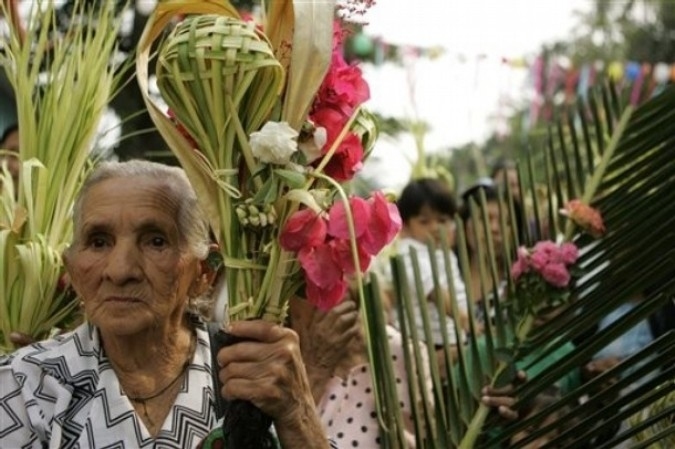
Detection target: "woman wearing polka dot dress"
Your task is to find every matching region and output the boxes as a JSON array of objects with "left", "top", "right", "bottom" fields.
[{"left": 288, "top": 292, "right": 522, "bottom": 448}]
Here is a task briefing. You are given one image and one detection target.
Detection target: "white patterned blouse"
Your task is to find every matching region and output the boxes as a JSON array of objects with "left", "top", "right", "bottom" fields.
[{"left": 0, "top": 321, "right": 218, "bottom": 448}]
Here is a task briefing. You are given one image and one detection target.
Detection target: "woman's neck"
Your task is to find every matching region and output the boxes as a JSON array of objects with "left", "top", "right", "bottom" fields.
[
  {"left": 101, "top": 322, "right": 196, "bottom": 437},
  {"left": 102, "top": 321, "right": 194, "bottom": 378}
]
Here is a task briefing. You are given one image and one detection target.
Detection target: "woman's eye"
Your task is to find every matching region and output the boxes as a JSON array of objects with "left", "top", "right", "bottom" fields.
[
  {"left": 86, "top": 235, "right": 108, "bottom": 248},
  {"left": 149, "top": 236, "right": 168, "bottom": 248}
]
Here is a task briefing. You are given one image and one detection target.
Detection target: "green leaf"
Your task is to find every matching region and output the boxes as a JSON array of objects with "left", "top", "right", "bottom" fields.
[{"left": 274, "top": 168, "right": 307, "bottom": 189}]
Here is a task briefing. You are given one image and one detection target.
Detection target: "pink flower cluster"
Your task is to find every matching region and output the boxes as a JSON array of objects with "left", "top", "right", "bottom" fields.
[
  {"left": 280, "top": 192, "right": 401, "bottom": 310},
  {"left": 510, "top": 240, "right": 579, "bottom": 289},
  {"left": 309, "top": 21, "right": 370, "bottom": 182}
]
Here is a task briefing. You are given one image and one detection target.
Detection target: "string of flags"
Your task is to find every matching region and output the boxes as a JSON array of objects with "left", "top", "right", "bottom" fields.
[
  {"left": 351, "top": 32, "right": 675, "bottom": 83},
  {"left": 349, "top": 32, "right": 674, "bottom": 127}
]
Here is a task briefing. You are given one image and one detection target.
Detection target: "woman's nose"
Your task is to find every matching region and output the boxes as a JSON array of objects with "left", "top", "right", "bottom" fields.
[{"left": 102, "top": 241, "right": 143, "bottom": 284}]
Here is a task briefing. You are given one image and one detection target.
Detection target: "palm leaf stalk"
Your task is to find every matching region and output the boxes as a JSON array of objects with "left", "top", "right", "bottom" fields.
[
  {"left": 0, "top": 0, "right": 125, "bottom": 352},
  {"left": 458, "top": 102, "right": 633, "bottom": 448},
  {"left": 366, "top": 82, "right": 675, "bottom": 447},
  {"left": 627, "top": 381, "right": 675, "bottom": 448}
]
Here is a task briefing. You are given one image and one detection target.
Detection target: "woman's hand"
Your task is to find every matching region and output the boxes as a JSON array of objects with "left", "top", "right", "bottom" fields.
[
  {"left": 289, "top": 296, "right": 362, "bottom": 403},
  {"left": 217, "top": 320, "right": 329, "bottom": 448},
  {"left": 299, "top": 299, "right": 361, "bottom": 372},
  {"left": 481, "top": 370, "right": 527, "bottom": 420}
]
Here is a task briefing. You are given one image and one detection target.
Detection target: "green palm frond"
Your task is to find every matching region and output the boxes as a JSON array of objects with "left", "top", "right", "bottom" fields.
[
  {"left": 363, "top": 82, "right": 675, "bottom": 447},
  {"left": 0, "top": 0, "right": 126, "bottom": 351}
]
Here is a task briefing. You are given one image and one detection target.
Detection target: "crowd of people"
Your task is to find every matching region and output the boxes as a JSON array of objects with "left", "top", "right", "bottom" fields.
[
  {"left": 0, "top": 156, "right": 524, "bottom": 448},
  {"left": 0, "top": 134, "right": 672, "bottom": 447},
  {"left": 0, "top": 104, "right": 672, "bottom": 448}
]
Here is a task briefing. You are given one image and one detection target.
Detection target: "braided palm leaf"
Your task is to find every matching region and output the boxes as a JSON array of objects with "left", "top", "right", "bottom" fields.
[{"left": 138, "top": 1, "right": 338, "bottom": 324}]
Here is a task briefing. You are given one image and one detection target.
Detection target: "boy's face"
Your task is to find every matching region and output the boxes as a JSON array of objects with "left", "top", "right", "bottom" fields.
[{"left": 403, "top": 204, "right": 455, "bottom": 246}]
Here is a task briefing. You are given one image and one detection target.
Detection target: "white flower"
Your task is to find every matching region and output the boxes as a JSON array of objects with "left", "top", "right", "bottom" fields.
[
  {"left": 298, "top": 126, "right": 327, "bottom": 164},
  {"left": 249, "top": 121, "right": 299, "bottom": 165}
]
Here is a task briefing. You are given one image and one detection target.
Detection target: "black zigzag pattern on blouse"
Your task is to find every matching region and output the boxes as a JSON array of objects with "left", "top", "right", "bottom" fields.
[
  {"left": 0, "top": 379, "right": 24, "bottom": 438},
  {"left": 160, "top": 387, "right": 213, "bottom": 445}
]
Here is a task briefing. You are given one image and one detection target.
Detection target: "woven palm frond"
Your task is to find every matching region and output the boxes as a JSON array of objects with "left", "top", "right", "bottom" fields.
[{"left": 157, "top": 15, "right": 284, "bottom": 171}]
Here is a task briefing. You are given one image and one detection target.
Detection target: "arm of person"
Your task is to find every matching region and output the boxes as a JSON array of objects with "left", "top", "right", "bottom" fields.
[
  {"left": 216, "top": 320, "right": 332, "bottom": 449},
  {"left": 292, "top": 298, "right": 360, "bottom": 405}
]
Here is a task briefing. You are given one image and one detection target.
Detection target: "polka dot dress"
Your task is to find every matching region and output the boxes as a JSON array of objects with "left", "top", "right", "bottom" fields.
[{"left": 318, "top": 326, "right": 430, "bottom": 448}]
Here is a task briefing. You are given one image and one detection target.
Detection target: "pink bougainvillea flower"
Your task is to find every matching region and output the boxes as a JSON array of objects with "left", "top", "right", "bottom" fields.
[
  {"left": 361, "top": 191, "right": 402, "bottom": 256},
  {"left": 298, "top": 244, "right": 343, "bottom": 289},
  {"left": 311, "top": 106, "right": 350, "bottom": 147},
  {"left": 560, "top": 242, "right": 579, "bottom": 265},
  {"left": 327, "top": 196, "right": 371, "bottom": 239},
  {"left": 305, "top": 277, "right": 349, "bottom": 311},
  {"left": 279, "top": 209, "right": 327, "bottom": 252},
  {"left": 561, "top": 199, "right": 606, "bottom": 238},
  {"left": 541, "top": 263, "right": 571, "bottom": 288},
  {"left": 316, "top": 58, "right": 370, "bottom": 117},
  {"left": 330, "top": 238, "right": 372, "bottom": 274},
  {"left": 312, "top": 20, "right": 370, "bottom": 118},
  {"left": 310, "top": 107, "right": 364, "bottom": 181},
  {"left": 322, "top": 132, "right": 364, "bottom": 181}
]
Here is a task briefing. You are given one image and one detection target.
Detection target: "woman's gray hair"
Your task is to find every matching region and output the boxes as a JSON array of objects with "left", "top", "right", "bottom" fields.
[{"left": 71, "top": 160, "right": 210, "bottom": 259}]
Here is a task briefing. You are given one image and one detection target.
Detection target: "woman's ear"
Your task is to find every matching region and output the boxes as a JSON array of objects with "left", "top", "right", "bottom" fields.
[
  {"left": 191, "top": 244, "right": 220, "bottom": 297},
  {"left": 61, "top": 247, "right": 80, "bottom": 294}
]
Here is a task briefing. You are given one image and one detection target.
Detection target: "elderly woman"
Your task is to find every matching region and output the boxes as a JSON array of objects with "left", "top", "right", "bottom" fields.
[{"left": 0, "top": 160, "right": 333, "bottom": 448}]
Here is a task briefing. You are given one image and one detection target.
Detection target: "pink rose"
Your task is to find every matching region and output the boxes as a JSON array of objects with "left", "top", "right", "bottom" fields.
[
  {"left": 279, "top": 209, "right": 327, "bottom": 252},
  {"left": 541, "top": 263, "right": 571, "bottom": 288},
  {"left": 510, "top": 250, "right": 530, "bottom": 281},
  {"left": 560, "top": 242, "right": 579, "bottom": 265},
  {"left": 361, "top": 192, "right": 402, "bottom": 256},
  {"left": 327, "top": 196, "right": 371, "bottom": 239},
  {"left": 533, "top": 240, "right": 559, "bottom": 255},
  {"left": 530, "top": 249, "right": 549, "bottom": 271}
]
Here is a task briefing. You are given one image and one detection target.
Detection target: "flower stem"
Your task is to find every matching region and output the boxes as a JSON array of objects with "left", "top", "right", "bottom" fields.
[
  {"left": 458, "top": 313, "right": 535, "bottom": 448},
  {"left": 563, "top": 106, "right": 632, "bottom": 241}
]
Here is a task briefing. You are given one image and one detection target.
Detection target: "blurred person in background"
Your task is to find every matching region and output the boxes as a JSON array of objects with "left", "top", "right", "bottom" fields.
[
  {"left": 390, "top": 178, "right": 469, "bottom": 354},
  {"left": 0, "top": 123, "right": 20, "bottom": 186}
]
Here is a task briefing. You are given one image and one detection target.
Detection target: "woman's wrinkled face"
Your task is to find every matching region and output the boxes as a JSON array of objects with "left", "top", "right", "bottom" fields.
[
  {"left": 64, "top": 177, "right": 202, "bottom": 336},
  {"left": 404, "top": 204, "right": 455, "bottom": 246}
]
